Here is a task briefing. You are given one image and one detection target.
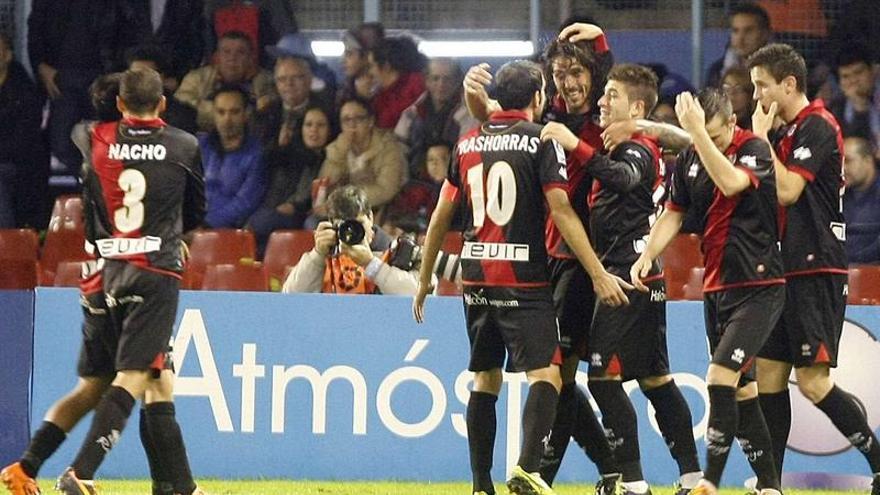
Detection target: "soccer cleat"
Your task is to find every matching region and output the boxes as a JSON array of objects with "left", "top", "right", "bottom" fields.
[
  {"left": 672, "top": 482, "right": 691, "bottom": 495},
  {"left": 621, "top": 488, "right": 652, "bottom": 495},
  {"left": 594, "top": 474, "right": 621, "bottom": 495},
  {"left": 872, "top": 475, "right": 880, "bottom": 495},
  {"left": 473, "top": 492, "right": 490, "bottom": 495},
  {"left": 506, "top": 465, "right": 556, "bottom": 495},
  {"left": 54, "top": 468, "right": 98, "bottom": 495},
  {"left": 687, "top": 481, "right": 718, "bottom": 495},
  {"left": 757, "top": 490, "right": 782, "bottom": 495},
  {"left": 1, "top": 462, "right": 41, "bottom": 495}
]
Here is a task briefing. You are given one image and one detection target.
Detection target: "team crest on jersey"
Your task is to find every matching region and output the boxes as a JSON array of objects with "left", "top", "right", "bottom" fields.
[
  {"left": 793, "top": 146, "right": 812, "bottom": 160},
  {"left": 553, "top": 140, "right": 566, "bottom": 165},
  {"left": 688, "top": 162, "right": 699, "bottom": 178}
]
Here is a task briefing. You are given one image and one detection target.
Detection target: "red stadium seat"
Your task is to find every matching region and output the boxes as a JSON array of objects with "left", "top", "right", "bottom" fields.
[
  {"left": 54, "top": 261, "right": 85, "bottom": 287},
  {"left": 682, "top": 267, "right": 705, "bottom": 301},
  {"left": 0, "top": 260, "right": 39, "bottom": 289},
  {"left": 185, "top": 229, "right": 257, "bottom": 289},
  {"left": 0, "top": 229, "right": 40, "bottom": 261},
  {"left": 202, "top": 262, "right": 268, "bottom": 291},
  {"left": 48, "top": 195, "right": 83, "bottom": 233},
  {"left": 848, "top": 266, "right": 880, "bottom": 305},
  {"left": 263, "top": 230, "right": 316, "bottom": 291},
  {"left": 661, "top": 233, "right": 703, "bottom": 298},
  {"left": 40, "top": 230, "right": 90, "bottom": 285}
]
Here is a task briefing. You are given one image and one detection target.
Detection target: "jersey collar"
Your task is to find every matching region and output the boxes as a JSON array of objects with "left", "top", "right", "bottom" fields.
[
  {"left": 488, "top": 109, "right": 531, "bottom": 122},
  {"left": 121, "top": 117, "right": 167, "bottom": 128}
]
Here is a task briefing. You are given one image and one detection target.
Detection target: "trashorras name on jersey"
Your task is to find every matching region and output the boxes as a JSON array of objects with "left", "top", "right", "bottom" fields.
[
  {"left": 108, "top": 143, "right": 167, "bottom": 161},
  {"left": 462, "top": 241, "right": 529, "bottom": 262},
  {"left": 463, "top": 290, "right": 520, "bottom": 308},
  {"left": 456, "top": 133, "right": 541, "bottom": 155}
]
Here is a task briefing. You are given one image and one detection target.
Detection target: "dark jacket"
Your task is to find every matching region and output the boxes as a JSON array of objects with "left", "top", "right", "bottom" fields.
[
  {"left": 27, "top": 0, "right": 117, "bottom": 74},
  {"left": 0, "top": 62, "right": 43, "bottom": 164},
  {"left": 200, "top": 132, "right": 268, "bottom": 228}
]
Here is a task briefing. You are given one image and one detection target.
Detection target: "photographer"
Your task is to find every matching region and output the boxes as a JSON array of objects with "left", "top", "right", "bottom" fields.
[{"left": 282, "top": 185, "right": 426, "bottom": 295}]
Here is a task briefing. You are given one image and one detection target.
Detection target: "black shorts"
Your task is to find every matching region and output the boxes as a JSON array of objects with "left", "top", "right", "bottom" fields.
[
  {"left": 548, "top": 257, "right": 595, "bottom": 359},
  {"left": 77, "top": 289, "right": 116, "bottom": 377},
  {"left": 102, "top": 260, "right": 180, "bottom": 372},
  {"left": 588, "top": 276, "right": 669, "bottom": 380},
  {"left": 705, "top": 283, "right": 785, "bottom": 379},
  {"left": 759, "top": 274, "right": 847, "bottom": 368},
  {"left": 463, "top": 285, "right": 562, "bottom": 373}
]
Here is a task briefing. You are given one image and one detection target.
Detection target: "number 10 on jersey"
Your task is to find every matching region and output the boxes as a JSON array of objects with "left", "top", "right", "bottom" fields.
[{"left": 467, "top": 161, "right": 517, "bottom": 228}]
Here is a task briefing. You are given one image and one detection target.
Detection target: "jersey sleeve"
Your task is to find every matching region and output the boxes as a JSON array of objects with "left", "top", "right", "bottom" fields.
[
  {"left": 734, "top": 138, "right": 774, "bottom": 190},
  {"left": 586, "top": 141, "right": 652, "bottom": 193},
  {"left": 665, "top": 150, "right": 692, "bottom": 212},
  {"left": 785, "top": 115, "right": 838, "bottom": 182},
  {"left": 539, "top": 139, "right": 569, "bottom": 191}
]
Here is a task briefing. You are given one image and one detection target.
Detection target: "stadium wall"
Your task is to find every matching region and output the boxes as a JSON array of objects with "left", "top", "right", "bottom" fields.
[
  {"left": 17, "top": 289, "right": 880, "bottom": 485},
  {"left": 0, "top": 290, "right": 34, "bottom": 469}
]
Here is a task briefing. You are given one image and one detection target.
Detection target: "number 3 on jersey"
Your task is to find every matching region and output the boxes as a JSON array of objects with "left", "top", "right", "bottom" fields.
[
  {"left": 467, "top": 161, "right": 516, "bottom": 228},
  {"left": 115, "top": 168, "right": 146, "bottom": 233}
]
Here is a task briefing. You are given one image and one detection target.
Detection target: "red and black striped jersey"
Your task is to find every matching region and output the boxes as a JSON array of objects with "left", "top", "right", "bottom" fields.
[
  {"left": 587, "top": 134, "right": 665, "bottom": 269},
  {"left": 667, "top": 127, "right": 784, "bottom": 292},
  {"left": 770, "top": 99, "right": 847, "bottom": 276},
  {"left": 443, "top": 110, "right": 568, "bottom": 287},
  {"left": 73, "top": 118, "right": 205, "bottom": 277}
]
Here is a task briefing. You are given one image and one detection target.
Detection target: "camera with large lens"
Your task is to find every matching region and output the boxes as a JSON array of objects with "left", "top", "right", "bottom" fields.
[{"left": 334, "top": 219, "right": 366, "bottom": 246}]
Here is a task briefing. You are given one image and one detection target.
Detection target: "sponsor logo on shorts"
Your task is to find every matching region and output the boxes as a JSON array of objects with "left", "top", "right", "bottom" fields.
[
  {"left": 462, "top": 242, "right": 529, "bottom": 262},
  {"left": 590, "top": 353, "right": 603, "bottom": 368},
  {"left": 731, "top": 348, "right": 745, "bottom": 364},
  {"left": 463, "top": 290, "right": 520, "bottom": 308},
  {"left": 650, "top": 289, "right": 666, "bottom": 302},
  {"left": 801, "top": 343, "right": 812, "bottom": 357}
]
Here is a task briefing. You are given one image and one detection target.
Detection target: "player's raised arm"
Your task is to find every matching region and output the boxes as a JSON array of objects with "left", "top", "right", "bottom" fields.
[{"left": 463, "top": 63, "right": 501, "bottom": 122}]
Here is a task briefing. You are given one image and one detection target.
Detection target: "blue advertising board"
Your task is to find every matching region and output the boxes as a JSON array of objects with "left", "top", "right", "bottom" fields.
[
  {"left": 29, "top": 288, "right": 880, "bottom": 486},
  {"left": 0, "top": 290, "right": 34, "bottom": 468}
]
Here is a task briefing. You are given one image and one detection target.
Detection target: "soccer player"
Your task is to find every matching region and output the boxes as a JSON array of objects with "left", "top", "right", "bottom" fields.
[
  {"left": 631, "top": 88, "right": 785, "bottom": 495},
  {"left": 49, "top": 67, "right": 205, "bottom": 495},
  {"left": 553, "top": 63, "right": 701, "bottom": 495},
  {"left": 749, "top": 43, "right": 880, "bottom": 493},
  {"left": 463, "top": 26, "right": 623, "bottom": 495},
  {"left": 414, "top": 60, "right": 631, "bottom": 495}
]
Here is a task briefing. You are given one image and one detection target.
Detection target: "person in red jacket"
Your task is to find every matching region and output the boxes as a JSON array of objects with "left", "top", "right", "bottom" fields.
[{"left": 367, "top": 36, "right": 426, "bottom": 129}]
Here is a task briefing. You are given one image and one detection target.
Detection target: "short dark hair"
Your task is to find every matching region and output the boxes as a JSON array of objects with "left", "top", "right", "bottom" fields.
[
  {"left": 846, "top": 136, "right": 875, "bottom": 161},
  {"left": 124, "top": 44, "right": 170, "bottom": 75},
  {"left": 427, "top": 58, "right": 464, "bottom": 82},
  {"left": 90, "top": 73, "right": 122, "bottom": 122},
  {"left": 608, "top": 63, "right": 659, "bottom": 116},
  {"left": 327, "top": 185, "right": 371, "bottom": 220},
  {"left": 492, "top": 60, "right": 544, "bottom": 111},
  {"left": 730, "top": 2, "right": 771, "bottom": 31},
  {"left": 836, "top": 43, "right": 873, "bottom": 72},
  {"left": 339, "top": 95, "right": 375, "bottom": 118},
  {"left": 119, "top": 68, "right": 164, "bottom": 114},
  {"left": 748, "top": 43, "right": 807, "bottom": 93},
  {"left": 212, "top": 84, "right": 249, "bottom": 107},
  {"left": 218, "top": 30, "right": 254, "bottom": 49},
  {"left": 370, "top": 36, "right": 426, "bottom": 74},
  {"left": 697, "top": 87, "right": 734, "bottom": 124}
]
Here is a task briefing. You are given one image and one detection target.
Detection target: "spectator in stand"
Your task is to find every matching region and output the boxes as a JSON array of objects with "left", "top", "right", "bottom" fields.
[
  {"left": 248, "top": 104, "right": 335, "bottom": 258},
  {"left": 367, "top": 36, "right": 427, "bottom": 129},
  {"left": 338, "top": 23, "right": 385, "bottom": 103},
  {"left": 265, "top": 32, "right": 337, "bottom": 105},
  {"left": 114, "top": 0, "right": 205, "bottom": 87},
  {"left": 0, "top": 33, "right": 46, "bottom": 229},
  {"left": 206, "top": 0, "right": 279, "bottom": 69},
  {"left": 843, "top": 136, "right": 880, "bottom": 264},
  {"left": 395, "top": 58, "right": 477, "bottom": 178},
  {"left": 829, "top": 44, "right": 880, "bottom": 153},
  {"left": 27, "top": 0, "right": 116, "bottom": 173},
  {"left": 316, "top": 96, "right": 406, "bottom": 219},
  {"left": 721, "top": 66, "right": 755, "bottom": 130},
  {"left": 126, "top": 45, "right": 199, "bottom": 134},
  {"left": 200, "top": 86, "right": 267, "bottom": 228},
  {"left": 383, "top": 140, "right": 453, "bottom": 236},
  {"left": 175, "top": 31, "right": 275, "bottom": 131},
  {"left": 705, "top": 2, "right": 772, "bottom": 88}
]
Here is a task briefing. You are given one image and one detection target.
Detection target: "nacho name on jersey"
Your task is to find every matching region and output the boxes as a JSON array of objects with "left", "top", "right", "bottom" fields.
[
  {"left": 457, "top": 133, "right": 541, "bottom": 155},
  {"left": 108, "top": 143, "right": 168, "bottom": 161}
]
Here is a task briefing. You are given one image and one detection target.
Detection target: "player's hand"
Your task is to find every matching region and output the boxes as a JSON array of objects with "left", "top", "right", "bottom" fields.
[
  {"left": 752, "top": 101, "right": 778, "bottom": 140},
  {"left": 340, "top": 241, "right": 374, "bottom": 267},
  {"left": 540, "top": 122, "right": 580, "bottom": 151},
  {"left": 629, "top": 254, "right": 653, "bottom": 293},
  {"left": 464, "top": 63, "right": 492, "bottom": 100},
  {"left": 314, "top": 221, "right": 338, "bottom": 256},
  {"left": 674, "top": 92, "right": 706, "bottom": 134},
  {"left": 179, "top": 241, "right": 191, "bottom": 263},
  {"left": 601, "top": 119, "right": 638, "bottom": 151},
  {"left": 558, "top": 23, "right": 604, "bottom": 43},
  {"left": 592, "top": 270, "right": 633, "bottom": 307},
  {"left": 38, "top": 63, "right": 61, "bottom": 99},
  {"left": 412, "top": 281, "right": 432, "bottom": 323}
]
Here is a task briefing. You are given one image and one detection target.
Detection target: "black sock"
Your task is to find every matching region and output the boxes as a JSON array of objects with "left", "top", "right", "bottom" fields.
[
  {"left": 146, "top": 402, "right": 197, "bottom": 495},
  {"left": 140, "top": 408, "right": 174, "bottom": 495},
  {"left": 71, "top": 386, "right": 136, "bottom": 479},
  {"left": 815, "top": 385, "right": 880, "bottom": 472},
  {"left": 759, "top": 389, "right": 791, "bottom": 478},
  {"left": 643, "top": 380, "right": 701, "bottom": 475},
  {"left": 20, "top": 421, "right": 67, "bottom": 478},
  {"left": 588, "top": 380, "right": 643, "bottom": 482},
  {"left": 736, "top": 398, "right": 781, "bottom": 491},
  {"left": 539, "top": 382, "right": 575, "bottom": 485},
  {"left": 518, "top": 381, "right": 559, "bottom": 473},
  {"left": 572, "top": 384, "right": 619, "bottom": 475},
  {"left": 704, "top": 385, "right": 738, "bottom": 487},
  {"left": 468, "top": 391, "right": 498, "bottom": 495}
]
